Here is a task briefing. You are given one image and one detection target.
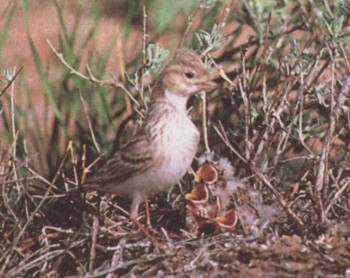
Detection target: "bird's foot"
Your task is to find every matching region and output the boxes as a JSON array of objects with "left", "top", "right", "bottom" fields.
[{"left": 132, "top": 218, "right": 168, "bottom": 252}]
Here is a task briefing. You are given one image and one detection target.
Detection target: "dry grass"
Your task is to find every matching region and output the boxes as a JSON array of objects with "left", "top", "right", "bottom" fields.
[{"left": 1, "top": 1, "right": 350, "bottom": 277}]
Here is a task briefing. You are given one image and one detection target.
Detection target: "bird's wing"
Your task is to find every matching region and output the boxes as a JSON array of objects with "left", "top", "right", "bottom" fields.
[{"left": 86, "top": 135, "right": 158, "bottom": 186}]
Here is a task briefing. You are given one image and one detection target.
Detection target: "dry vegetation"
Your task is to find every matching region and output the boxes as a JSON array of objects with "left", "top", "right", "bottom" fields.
[{"left": 1, "top": 0, "right": 350, "bottom": 277}]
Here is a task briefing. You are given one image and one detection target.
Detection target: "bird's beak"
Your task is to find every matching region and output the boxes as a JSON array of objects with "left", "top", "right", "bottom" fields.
[
  {"left": 196, "top": 79, "right": 217, "bottom": 91},
  {"left": 197, "top": 68, "right": 219, "bottom": 91}
]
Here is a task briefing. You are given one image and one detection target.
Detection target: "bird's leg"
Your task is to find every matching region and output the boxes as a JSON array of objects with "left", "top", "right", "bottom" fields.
[
  {"left": 130, "top": 197, "right": 161, "bottom": 250},
  {"left": 129, "top": 196, "right": 141, "bottom": 221},
  {"left": 144, "top": 199, "right": 152, "bottom": 228}
]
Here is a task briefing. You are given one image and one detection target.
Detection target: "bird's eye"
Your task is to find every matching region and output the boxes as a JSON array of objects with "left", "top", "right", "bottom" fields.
[
  {"left": 210, "top": 195, "right": 217, "bottom": 203},
  {"left": 185, "top": 72, "right": 195, "bottom": 79}
]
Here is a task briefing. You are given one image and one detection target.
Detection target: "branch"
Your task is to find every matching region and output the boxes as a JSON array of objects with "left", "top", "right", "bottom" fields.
[{"left": 46, "top": 39, "right": 139, "bottom": 107}]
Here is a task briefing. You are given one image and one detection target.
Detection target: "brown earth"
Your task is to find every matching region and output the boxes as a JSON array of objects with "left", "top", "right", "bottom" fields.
[{"left": 1, "top": 2, "right": 349, "bottom": 277}]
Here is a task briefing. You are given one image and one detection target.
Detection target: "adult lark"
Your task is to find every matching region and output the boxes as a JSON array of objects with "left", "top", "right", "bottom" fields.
[{"left": 83, "top": 48, "right": 215, "bottom": 222}]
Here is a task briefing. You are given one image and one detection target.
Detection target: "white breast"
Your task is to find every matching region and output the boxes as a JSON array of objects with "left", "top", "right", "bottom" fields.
[
  {"left": 113, "top": 113, "right": 199, "bottom": 200},
  {"left": 159, "top": 111, "right": 199, "bottom": 185},
  {"left": 114, "top": 92, "right": 200, "bottom": 200}
]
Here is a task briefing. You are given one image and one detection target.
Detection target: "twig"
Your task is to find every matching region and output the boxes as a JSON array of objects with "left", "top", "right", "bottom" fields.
[
  {"left": 68, "top": 142, "right": 79, "bottom": 187},
  {"left": 46, "top": 39, "right": 139, "bottom": 107},
  {"left": 7, "top": 239, "right": 86, "bottom": 276},
  {"left": 201, "top": 92, "right": 210, "bottom": 153},
  {"left": 238, "top": 53, "right": 252, "bottom": 160},
  {"left": 218, "top": 68, "right": 236, "bottom": 88},
  {"left": 297, "top": 91, "right": 314, "bottom": 155},
  {"left": 178, "top": 0, "right": 204, "bottom": 48},
  {"left": 324, "top": 178, "right": 350, "bottom": 216},
  {"left": 82, "top": 155, "right": 105, "bottom": 182},
  {"left": 51, "top": 142, "right": 74, "bottom": 185},
  {"left": 106, "top": 247, "right": 123, "bottom": 278},
  {"left": 334, "top": 75, "right": 350, "bottom": 116},
  {"left": 81, "top": 144, "right": 87, "bottom": 184},
  {"left": 0, "top": 175, "right": 56, "bottom": 269},
  {"left": 0, "top": 67, "right": 23, "bottom": 98},
  {"left": 252, "top": 79, "right": 298, "bottom": 163},
  {"left": 87, "top": 254, "right": 167, "bottom": 277},
  {"left": 0, "top": 140, "right": 75, "bottom": 267},
  {"left": 9, "top": 66, "right": 19, "bottom": 171},
  {"left": 217, "top": 0, "right": 235, "bottom": 29},
  {"left": 214, "top": 123, "right": 304, "bottom": 226},
  {"left": 340, "top": 43, "right": 350, "bottom": 73},
  {"left": 89, "top": 215, "right": 99, "bottom": 274},
  {"left": 9, "top": 67, "right": 16, "bottom": 156},
  {"left": 214, "top": 123, "right": 247, "bottom": 164},
  {"left": 251, "top": 165, "right": 304, "bottom": 227},
  {"left": 314, "top": 45, "right": 338, "bottom": 222},
  {"left": 140, "top": 5, "right": 148, "bottom": 108},
  {"left": 78, "top": 89, "right": 101, "bottom": 154},
  {"left": 208, "top": 55, "right": 236, "bottom": 89}
]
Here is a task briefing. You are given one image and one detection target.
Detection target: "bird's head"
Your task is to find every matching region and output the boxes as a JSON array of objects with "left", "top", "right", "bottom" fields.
[{"left": 159, "top": 48, "right": 216, "bottom": 98}]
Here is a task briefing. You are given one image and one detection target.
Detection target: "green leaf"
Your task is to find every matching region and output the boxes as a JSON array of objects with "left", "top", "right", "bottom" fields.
[
  {"left": 0, "top": 2, "right": 17, "bottom": 56},
  {"left": 22, "top": 0, "right": 63, "bottom": 122}
]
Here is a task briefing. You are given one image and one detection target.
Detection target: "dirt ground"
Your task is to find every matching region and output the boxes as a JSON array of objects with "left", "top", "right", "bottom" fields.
[
  {"left": 1, "top": 2, "right": 350, "bottom": 277},
  {"left": 102, "top": 232, "right": 350, "bottom": 277}
]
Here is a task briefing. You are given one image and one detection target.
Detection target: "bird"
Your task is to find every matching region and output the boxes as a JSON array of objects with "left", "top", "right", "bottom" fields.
[
  {"left": 185, "top": 160, "right": 238, "bottom": 235},
  {"left": 186, "top": 158, "right": 285, "bottom": 236},
  {"left": 82, "top": 48, "right": 216, "bottom": 224}
]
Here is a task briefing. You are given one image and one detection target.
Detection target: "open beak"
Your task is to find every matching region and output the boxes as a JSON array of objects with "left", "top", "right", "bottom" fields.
[{"left": 185, "top": 182, "right": 209, "bottom": 203}]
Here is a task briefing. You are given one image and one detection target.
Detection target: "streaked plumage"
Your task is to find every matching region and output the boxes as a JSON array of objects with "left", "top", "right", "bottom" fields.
[{"left": 83, "top": 48, "right": 215, "bottom": 220}]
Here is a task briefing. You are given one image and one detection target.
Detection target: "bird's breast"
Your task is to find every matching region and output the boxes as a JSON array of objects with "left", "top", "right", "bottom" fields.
[{"left": 154, "top": 113, "right": 199, "bottom": 184}]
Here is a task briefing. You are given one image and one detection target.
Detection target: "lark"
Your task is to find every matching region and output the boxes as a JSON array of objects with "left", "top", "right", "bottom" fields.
[{"left": 83, "top": 48, "right": 215, "bottom": 222}]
